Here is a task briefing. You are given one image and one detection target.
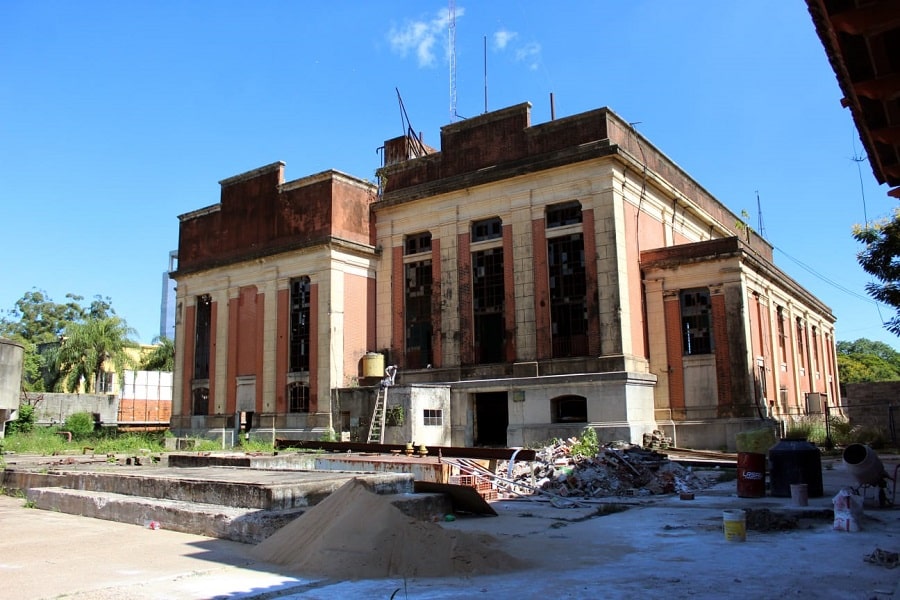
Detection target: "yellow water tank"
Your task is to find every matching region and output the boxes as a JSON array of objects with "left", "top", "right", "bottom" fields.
[{"left": 362, "top": 352, "right": 385, "bottom": 378}]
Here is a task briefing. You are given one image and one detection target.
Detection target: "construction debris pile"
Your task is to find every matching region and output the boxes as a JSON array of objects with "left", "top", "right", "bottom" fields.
[{"left": 501, "top": 438, "right": 711, "bottom": 499}]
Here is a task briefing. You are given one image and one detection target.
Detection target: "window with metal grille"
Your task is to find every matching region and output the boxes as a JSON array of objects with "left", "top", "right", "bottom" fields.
[
  {"left": 473, "top": 247, "right": 505, "bottom": 363},
  {"left": 405, "top": 231, "right": 432, "bottom": 255},
  {"left": 680, "top": 289, "right": 713, "bottom": 355},
  {"left": 546, "top": 201, "right": 583, "bottom": 228},
  {"left": 194, "top": 294, "right": 212, "bottom": 379},
  {"left": 289, "top": 277, "right": 311, "bottom": 373},
  {"left": 288, "top": 382, "right": 310, "bottom": 413},
  {"left": 472, "top": 217, "right": 502, "bottom": 242},
  {"left": 405, "top": 260, "right": 432, "bottom": 368},
  {"left": 548, "top": 234, "right": 588, "bottom": 357},
  {"left": 423, "top": 409, "right": 443, "bottom": 426}
]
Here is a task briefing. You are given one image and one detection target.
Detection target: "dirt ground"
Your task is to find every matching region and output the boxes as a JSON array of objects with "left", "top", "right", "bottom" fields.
[{"left": 1, "top": 457, "right": 899, "bottom": 599}]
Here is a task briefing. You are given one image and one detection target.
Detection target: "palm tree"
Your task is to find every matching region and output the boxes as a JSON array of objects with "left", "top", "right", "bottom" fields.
[
  {"left": 140, "top": 336, "right": 175, "bottom": 371},
  {"left": 58, "top": 316, "right": 139, "bottom": 393}
]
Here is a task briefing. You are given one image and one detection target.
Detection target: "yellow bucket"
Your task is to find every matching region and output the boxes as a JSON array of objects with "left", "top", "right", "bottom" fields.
[{"left": 723, "top": 509, "right": 746, "bottom": 542}]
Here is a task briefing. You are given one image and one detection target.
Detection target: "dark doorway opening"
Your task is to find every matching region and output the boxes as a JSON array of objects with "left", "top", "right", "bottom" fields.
[{"left": 474, "top": 392, "right": 508, "bottom": 446}]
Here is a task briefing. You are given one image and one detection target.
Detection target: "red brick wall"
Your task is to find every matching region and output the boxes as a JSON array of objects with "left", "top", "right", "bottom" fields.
[
  {"left": 118, "top": 399, "right": 172, "bottom": 423},
  {"left": 664, "top": 295, "right": 685, "bottom": 416},
  {"left": 181, "top": 305, "right": 195, "bottom": 417},
  {"left": 344, "top": 272, "right": 373, "bottom": 382},
  {"left": 178, "top": 166, "right": 375, "bottom": 274}
]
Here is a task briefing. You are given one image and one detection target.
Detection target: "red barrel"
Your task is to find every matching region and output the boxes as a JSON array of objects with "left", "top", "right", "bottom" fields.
[{"left": 736, "top": 452, "right": 766, "bottom": 498}]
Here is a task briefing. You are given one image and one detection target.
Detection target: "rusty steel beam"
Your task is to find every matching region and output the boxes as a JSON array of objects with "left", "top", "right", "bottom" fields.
[{"left": 275, "top": 439, "right": 536, "bottom": 461}]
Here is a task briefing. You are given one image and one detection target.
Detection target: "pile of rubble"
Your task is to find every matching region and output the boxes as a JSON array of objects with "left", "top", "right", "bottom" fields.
[{"left": 500, "top": 436, "right": 711, "bottom": 499}]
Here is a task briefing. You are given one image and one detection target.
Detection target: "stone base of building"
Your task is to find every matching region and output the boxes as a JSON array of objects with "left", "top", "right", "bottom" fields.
[{"left": 656, "top": 417, "right": 779, "bottom": 452}]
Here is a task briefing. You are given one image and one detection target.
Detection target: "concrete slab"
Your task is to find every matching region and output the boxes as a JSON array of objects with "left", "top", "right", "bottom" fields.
[{"left": 2, "top": 453, "right": 900, "bottom": 599}]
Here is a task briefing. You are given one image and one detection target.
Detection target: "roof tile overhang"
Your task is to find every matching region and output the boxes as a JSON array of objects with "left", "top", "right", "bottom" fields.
[{"left": 807, "top": 0, "right": 900, "bottom": 196}]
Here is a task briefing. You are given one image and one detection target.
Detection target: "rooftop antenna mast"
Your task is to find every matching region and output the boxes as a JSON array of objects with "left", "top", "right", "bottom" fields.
[
  {"left": 449, "top": 0, "right": 457, "bottom": 121},
  {"left": 756, "top": 190, "right": 767, "bottom": 239}
]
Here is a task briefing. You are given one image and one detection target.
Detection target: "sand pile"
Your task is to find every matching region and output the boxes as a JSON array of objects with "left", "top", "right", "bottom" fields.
[{"left": 250, "top": 478, "right": 522, "bottom": 580}]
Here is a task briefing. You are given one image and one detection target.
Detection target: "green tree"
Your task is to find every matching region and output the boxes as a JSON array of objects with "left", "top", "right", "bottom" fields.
[
  {"left": 1, "top": 291, "right": 123, "bottom": 391},
  {"left": 0, "top": 289, "right": 87, "bottom": 343},
  {"left": 853, "top": 209, "right": 900, "bottom": 336},
  {"left": 58, "top": 316, "right": 138, "bottom": 393},
  {"left": 140, "top": 337, "right": 175, "bottom": 371},
  {"left": 836, "top": 337, "right": 900, "bottom": 383}
]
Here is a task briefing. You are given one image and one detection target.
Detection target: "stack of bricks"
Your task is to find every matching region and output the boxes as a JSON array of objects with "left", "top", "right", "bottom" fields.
[{"left": 449, "top": 474, "right": 497, "bottom": 501}]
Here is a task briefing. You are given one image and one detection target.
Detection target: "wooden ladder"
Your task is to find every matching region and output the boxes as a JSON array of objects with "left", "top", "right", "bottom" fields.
[{"left": 367, "top": 386, "right": 388, "bottom": 444}]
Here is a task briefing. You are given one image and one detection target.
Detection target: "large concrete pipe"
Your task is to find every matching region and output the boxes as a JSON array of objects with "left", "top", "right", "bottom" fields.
[{"left": 842, "top": 443, "right": 886, "bottom": 486}]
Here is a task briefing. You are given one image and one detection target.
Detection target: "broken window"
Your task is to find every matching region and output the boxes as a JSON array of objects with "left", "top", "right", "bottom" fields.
[
  {"left": 472, "top": 217, "right": 502, "bottom": 242},
  {"left": 776, "top": 306, "right": 787, "bottom": 363},
  {"left": 405, "top": 259, "right": 433, "bottom": 368},
  {"left": 289, "top": 277, "right": 311, "bottom": 373},
  {"left": 96, "top": 371, "right": 114, "bottom": 394},
  {"left": 551, "top": 395, "right": 588, "bottom": 423},
  {"left": 546, "top": 201, "right": 583, "bottom": 228},
  {"left": 192, "top": 387, "right": 209, "bottom": 416},
  {"left": 405, "top": 231, "right": 432, "bottom": 255},
  {"left": 194, "top": 294, "right": 212, "bottom": 379},
  {"left": 473, "top": 247, "right": 505, "bottom": 363},
  {"left": 423, "top": 409, "right": 443, "bottom": 426},
  {"left": 680, "top": 289, "right": 713, "bottom": 355},
  {"left": 548, "top": 233, "right": 588, "bottom": 357},
  {"left": 287, "top": 382, "right": 310, "bottom": 413}
]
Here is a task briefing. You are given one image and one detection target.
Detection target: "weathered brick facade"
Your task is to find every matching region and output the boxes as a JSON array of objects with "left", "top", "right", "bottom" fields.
[{"left": 170, "top": 102, "right": 838, "bottom": 450}]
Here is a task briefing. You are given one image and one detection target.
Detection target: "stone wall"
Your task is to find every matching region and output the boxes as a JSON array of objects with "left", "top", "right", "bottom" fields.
[{"left": 839, "top": 382, "right": 899, "bottom": 442}]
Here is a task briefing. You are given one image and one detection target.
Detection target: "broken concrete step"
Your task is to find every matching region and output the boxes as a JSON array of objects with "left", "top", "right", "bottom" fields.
[
  {"left": 25, "top": 486, "right": 452, "bottom": 544},
  {"left": 26, "top": 486, "right": 299, "bottom": 543}
]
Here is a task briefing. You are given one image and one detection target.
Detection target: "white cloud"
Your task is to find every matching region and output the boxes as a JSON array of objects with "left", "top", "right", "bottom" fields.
[
  {"left": 493, "top": 29, "right": 517, "bottom": 50},
  {"left": 388, "top": 6, "right": 465, "bottom": 68},
  {"left": 515, "top": 41, "right": 542, "bottom": 71}
]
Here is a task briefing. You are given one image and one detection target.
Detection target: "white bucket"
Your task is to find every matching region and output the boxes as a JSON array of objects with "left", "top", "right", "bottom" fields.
[{"left": 723, "top": 509, "right": 746, "bottom": 542}]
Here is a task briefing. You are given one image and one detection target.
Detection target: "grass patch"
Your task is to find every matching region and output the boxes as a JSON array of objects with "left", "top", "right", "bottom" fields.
[{"left": 2, "top": 428, "right": 167, "bottom": 455}]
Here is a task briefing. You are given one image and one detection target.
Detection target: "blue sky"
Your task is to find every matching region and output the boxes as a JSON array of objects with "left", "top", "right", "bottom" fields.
[{"left": 2, "top": 1, "right": 898, "bottom": 349}]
